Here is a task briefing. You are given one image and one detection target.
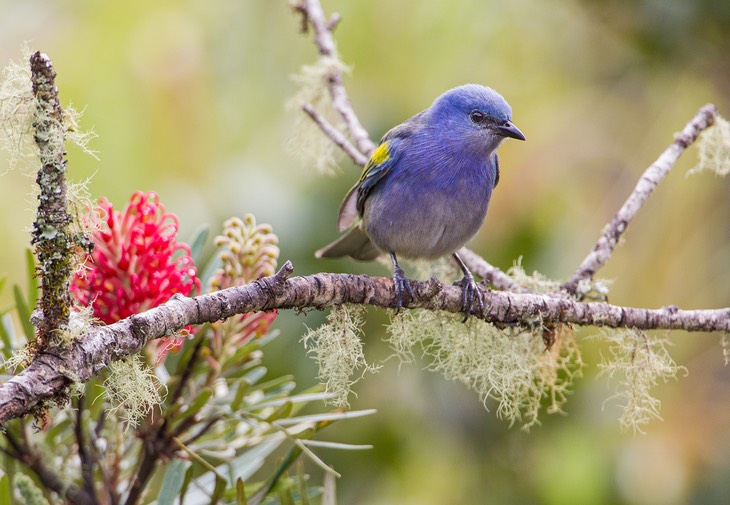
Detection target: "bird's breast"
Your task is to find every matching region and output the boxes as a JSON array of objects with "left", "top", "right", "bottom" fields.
[{"left": 362, "top": 156, "right": 495, "bottom": 259}]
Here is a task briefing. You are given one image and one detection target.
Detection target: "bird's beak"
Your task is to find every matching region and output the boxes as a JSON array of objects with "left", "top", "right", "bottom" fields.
[{"left": 495, "top": 121, "right": 526, "bottom": 141}]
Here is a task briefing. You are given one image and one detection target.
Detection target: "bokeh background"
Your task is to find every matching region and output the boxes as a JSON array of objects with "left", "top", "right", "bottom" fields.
[{"left": 1, "top": 1, "right": 730, "bottom": 504}]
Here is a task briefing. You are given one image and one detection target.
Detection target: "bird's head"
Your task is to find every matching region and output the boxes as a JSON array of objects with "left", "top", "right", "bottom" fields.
[{"left": 428, "top": 84, "right": 525, "bottom": 153}]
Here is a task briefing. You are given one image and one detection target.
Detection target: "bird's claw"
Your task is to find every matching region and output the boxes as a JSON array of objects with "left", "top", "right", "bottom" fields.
[
  {"left": 392, "top": 264, "right": 414, "bottom": 310},
  {"left": 454, "top": 273, "right": 485, "bottom": 322}
]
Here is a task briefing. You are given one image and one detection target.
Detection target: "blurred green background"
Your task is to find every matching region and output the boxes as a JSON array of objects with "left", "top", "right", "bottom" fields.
[{"left": 2, "top": 0, "right": 730, "bottom": 503}]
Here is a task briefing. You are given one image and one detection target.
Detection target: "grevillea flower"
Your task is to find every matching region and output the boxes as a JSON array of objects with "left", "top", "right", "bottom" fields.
[
  {"left": 207, "top": 215, "right": 278, "bottom": 366},
  {"left": 71, "top": 192, "right": 200, "bottom": 362}
]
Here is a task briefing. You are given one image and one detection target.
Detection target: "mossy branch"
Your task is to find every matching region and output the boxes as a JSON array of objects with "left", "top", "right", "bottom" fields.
[
  {"left": 562, "top": 103, "right": 719, "bottom": 296},
  {"left": 1, "top": 261, "right": 729, "bottom": 426},
  {"left": 28, "top": 51, "right": 84, "bottom": 347}
]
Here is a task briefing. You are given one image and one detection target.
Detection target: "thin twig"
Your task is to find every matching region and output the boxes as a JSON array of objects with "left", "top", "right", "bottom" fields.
[
  {"left": 302, "top": 103, "right": 369, "bottom": 166},
  {"left": 296, "top": 0, "right": 376, "bottom": 156},
  {"left": 124, "top": 421, "right": 170, "bottom": 505},
  {"left": 562, "top": 104, "right": 719, "bottom": 295},
  {"left": 75, "top": 395, "right": 99, "bottom": 505},
  {"left": 457, "top": 247, "right": 534, "bottom": 294},
  {"left": 295, "top": 1, "right": 527, "bottom": 292},
  {"left": 5, "top": 423, "right": 95, "bottom": 505}
]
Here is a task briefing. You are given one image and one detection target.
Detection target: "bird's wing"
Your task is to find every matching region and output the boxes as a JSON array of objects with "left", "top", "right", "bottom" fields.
[
  {"left": 336, "top": 142, "right": 396, "bottom": 231},
  {"left": 491, "top": 153, "right": 500, "bottom": 188},
  {"left": 337, "top": 111, "right": 425, "bottom": 232}
]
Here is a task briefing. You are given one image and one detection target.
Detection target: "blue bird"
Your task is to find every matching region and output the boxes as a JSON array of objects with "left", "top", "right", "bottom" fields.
[{"left": 316, "top": 84, "right": 525, "bottom": 317}]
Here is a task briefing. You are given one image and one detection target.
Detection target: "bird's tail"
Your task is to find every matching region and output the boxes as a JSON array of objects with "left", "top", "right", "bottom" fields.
[{"left": 315, "top": 226, "right": 381, "bottom": 261}]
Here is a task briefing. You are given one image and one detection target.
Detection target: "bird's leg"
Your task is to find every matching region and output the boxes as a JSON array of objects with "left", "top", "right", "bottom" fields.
[
  {"left": 390, "top": 252, "right": 414, "bottom": 310},
  {"left": 452, "top": 252, "right": 485, "bottom": 321}
]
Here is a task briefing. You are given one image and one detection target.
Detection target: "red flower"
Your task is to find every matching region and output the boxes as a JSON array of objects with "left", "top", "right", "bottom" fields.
[{"left": 71, "top": 192, "right": 200, "bottom": 361}]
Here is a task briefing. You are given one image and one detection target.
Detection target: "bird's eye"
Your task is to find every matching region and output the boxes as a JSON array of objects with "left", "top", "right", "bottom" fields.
[{"left": 470, "top": 110, "right": 485, "bottom": 124}]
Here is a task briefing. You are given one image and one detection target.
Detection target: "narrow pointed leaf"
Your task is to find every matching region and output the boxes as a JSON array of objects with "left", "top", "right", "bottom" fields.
[
  {"left": 236, "top": 478, "right": 248, "bottom": 505},
  {"left": 158, "top": 459, "right": 190, "bottom": 505},
  {"left": 12, "top": 285, "right": 35, "bottom": 341},
  {"left": 24, "top": 249, "right": 38, "bottom": 310},
  {"left": 273, "top": 409, "right": 377, "bottom": 427}
]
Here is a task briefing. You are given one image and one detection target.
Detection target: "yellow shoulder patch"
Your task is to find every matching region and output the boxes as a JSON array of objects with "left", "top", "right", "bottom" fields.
[{"left": 370, "top": 142, "right": 390, "bottom": 165}]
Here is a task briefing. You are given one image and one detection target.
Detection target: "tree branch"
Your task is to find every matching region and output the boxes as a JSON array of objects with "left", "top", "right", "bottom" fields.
[
  {"left": 294, "top": 0, "right": 376, "bottom": 156},
  {"left": 4, "top": 424, "right": 95, "bottom": 505},
  {"left": 457, "top": 247, "right": 535, "bottom": 294},
  {"left": 562, "top": 104, "right": 719, "bottom": 295},
  {"left": 75, "top": 395, "right": 99, "bottom": 505},
  {"left": 294, "top": 0, "right": 523, "bottom": 292},
  {"left": 1, "top": 261, "right": 728, "bottom": 426},
  {"left": 301, "top": 102, "right": 369, "bottom": 166},
  {"left": 29, "top": 51, "right": 75, "bottom": 346}
]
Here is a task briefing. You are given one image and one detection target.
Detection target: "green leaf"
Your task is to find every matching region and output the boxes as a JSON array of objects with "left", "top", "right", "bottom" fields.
[
  {"left": 253, "top": 444, "right": 303, "bottom": 503},
  {"left": 242, "top": 366, "right": 267, "bottom": 386},
  {"left": 209, "top": 474, "right": 227, "bottom": 505},
  {"left": 85, "top": 379, "right": 106, "bottom": 419},
  {"left": 278, "top": 485, "right": 296, "bottom": 505},
  {"left": 253, "top": 376, "right": 295, "bottom": 395},
  {"left": 158, "top": 460, "right": 190, "bottom": 505},
  {"left": 231, "top": 379, "right": 253, "bottom": 412},
  {"left": 12, "top": 285, "right": 35, "bottom": 342},
  {"left": 230, "top": 436, "right": 286, "bottom": 484},
  {"left": 171, "top": 326, "right": 207, "bottom": 377},
  {"left": 265, "top": 401, "right": 293, "bottom": 423},
  {"left": 300, "top": 440, "right": 373, "bottom": 451},
  {"left": 24, "top": 249, "right": 38, "bottom": 310},
  {"left": 189, "top": 226, "right": 210, "bottom": 266},
  {"left": 273, "top": 409, "right": 377, "bottom": 427},
  {"left": 0, "top": 315, "right": 15, "bottom": 359},
  {"left": 323, "top": 472, "right": 336, "bottom": 505},
  {"left": 297, "top": 463, "right": 311, "bottom": 505},
  {"left": 0, "top": 475, "right": 11, "bottom": 505},
  {"left": 171, "top": 388, "right": 213, "bottom": 428},
  {"left": 236, "top": 478, "right": 248, "bottom": 505},
  {"left": 199, "top": 250, "right": 222, "bottom": 293},
  {"left": 246, "top": 392, "right": 330, "bottom": 415},
  {"left": 179, "top": 463, "right": 195, "bottom": 502}
]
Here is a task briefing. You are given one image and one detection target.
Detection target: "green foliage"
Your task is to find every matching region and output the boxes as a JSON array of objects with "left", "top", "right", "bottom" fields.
[
  {"left": 598, "top": 329, "right": 687, "bottom": 433},
  {"left": 0, "top": 217, "right": 365, "bottom": 504}
]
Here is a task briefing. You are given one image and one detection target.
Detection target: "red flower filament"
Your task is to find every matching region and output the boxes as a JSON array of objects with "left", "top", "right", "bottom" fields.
[{"left": 71, "top": 192, "right": 199, "bottom": 360}]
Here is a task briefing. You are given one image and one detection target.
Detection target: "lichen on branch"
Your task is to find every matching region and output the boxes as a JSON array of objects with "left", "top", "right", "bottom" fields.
[
  {"left": 301, "top": 305, "right": 379, "bottom": 407},
  {"left": 388, "top": 310, "right": 582, "bottom": 428},
  {"left": 598, "top": 329, "right": 687, "bottom": 433},
  {"left": 29, "top": 51, "right": 77, "bottom": 347}
]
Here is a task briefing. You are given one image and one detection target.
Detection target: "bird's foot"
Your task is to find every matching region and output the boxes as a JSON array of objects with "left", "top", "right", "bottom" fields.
[
  {"left": 453, "top": 272, "right": 485, "bottom": 321},
  {"left": 392, "top": 263, "right": 414, "bottom": 310}
]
